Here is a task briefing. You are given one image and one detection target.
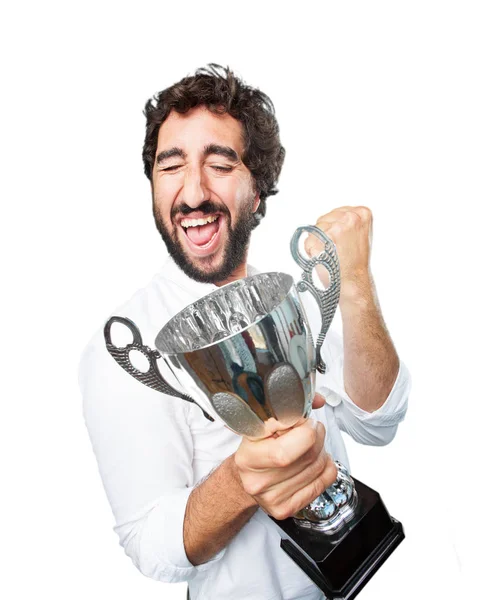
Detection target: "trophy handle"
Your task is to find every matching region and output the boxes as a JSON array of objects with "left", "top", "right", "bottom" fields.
[
  {"left": 290, "top": 225, "right": 340, "bottom": 374},
  {"left": 104, "top": 316, "right": 214, "bottom": 422}
]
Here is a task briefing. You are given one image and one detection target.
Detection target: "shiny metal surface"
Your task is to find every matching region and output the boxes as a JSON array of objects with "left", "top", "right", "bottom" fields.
[
  {"left": 294, "top": 461, "right": 358, "bottom": 534},
  {"left": 104, "top": 225, "right": 357, "bottom": 534},
  {"left": 103, "top": 316, "right": 214, "bottom": 422},
  {"left": 290, "top": 225, "right": 341, "bottom": 374},
  {"left": 156, "top": 272, "right": 292, "bottom": 354},
  {"left": 154, "top": 272, "right": 315, "bottom": 436}
]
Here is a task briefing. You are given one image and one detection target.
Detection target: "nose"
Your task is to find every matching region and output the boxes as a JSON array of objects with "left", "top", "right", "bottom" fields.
[{"left": 181, "top": 166, "right": 210, "bottom": 209}]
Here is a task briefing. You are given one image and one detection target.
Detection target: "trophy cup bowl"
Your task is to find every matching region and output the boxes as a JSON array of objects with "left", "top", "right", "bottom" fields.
[{"left": 104, "top": 226, "right": 404, "bottom": 599}]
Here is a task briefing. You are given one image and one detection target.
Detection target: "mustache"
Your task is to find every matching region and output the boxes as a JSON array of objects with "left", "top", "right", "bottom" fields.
[{"left": 171, "top": 200, "right": 229, "bottom": 219}]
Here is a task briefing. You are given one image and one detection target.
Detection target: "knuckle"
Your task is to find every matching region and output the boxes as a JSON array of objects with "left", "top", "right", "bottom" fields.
[
  {"left": 242, "top": 482, "right": 256, "bottom": 496},
  {"left": 270, "top": 446, "right": 291, "bottom": 468},
  {"left": 356, "top": 205, "right": 372, "bottom": 220},
  {"left": 324, "top": 460, "right": 338, "bottom": 487},
  {"left": 243, "top": 477, "right": 264, "bottom": 497},
  {"left": 316, "top": 421, "right": 326, "bottom": 438},
  {"left": 308, "top": 479, "right": 325, "bottom": 503},
  {"left": 272, "top": 503, "right": 292, "bottom": 521},
  {"left": 263, "top": 488, "right": 280, "bottom": 507},
  {"left": 345, "top": 211, "right": 360, "bottom": 225},
  {"left": 240, "top": 475, "right": 257, "bottom": 496},
  {"left": 313, "top": 425, "right": 325, "bottom": 452},
  {"left": 318, "top": 465, "right": 336, "bottom": 494},
  {"left": 314, "top": 451, "right": 328, "bottom": 475},
  {"left": 266, "top": 489, "right": 285, "bottom": 512},
  {"left": 304, "top": 422, "right": 318, "bottom": 447},
  {"left": 318, "top": 477, "right": 330, "bottom": 497},
  {"left": 307, "top": 442, "right": 322, "bottom": 464}
]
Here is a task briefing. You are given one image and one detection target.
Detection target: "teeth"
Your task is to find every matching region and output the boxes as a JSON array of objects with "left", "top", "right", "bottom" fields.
[{"left": 181, "top": 215, "right": 219, "bottom": 228}]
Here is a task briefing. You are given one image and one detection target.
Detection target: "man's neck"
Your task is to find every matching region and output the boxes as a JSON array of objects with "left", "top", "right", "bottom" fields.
[{"left": 215, "top": 261, "right": 248, "bottom": 287}]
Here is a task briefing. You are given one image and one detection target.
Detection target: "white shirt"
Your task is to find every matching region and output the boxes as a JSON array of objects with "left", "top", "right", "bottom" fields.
[{"left": 79, "top": 256, "right": 411, "bottom": 600}]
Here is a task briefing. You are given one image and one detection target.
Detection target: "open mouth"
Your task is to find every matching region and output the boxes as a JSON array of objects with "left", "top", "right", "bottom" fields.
[{"left": 179, "top": 213, "right": 223, "bottom": 253}]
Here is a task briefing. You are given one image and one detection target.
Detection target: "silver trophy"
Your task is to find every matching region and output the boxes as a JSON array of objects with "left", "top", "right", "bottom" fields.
[{"left": 104, "top": 225, "right": 404, "bottom": 599}]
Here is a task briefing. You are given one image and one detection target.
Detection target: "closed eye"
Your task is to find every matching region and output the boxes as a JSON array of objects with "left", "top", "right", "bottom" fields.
[
  {"left": 160, "top": 164, "right": 182, "bottom": 172},
  {"left": 211, "top": 165, "right": 234, "bottom": 172}
]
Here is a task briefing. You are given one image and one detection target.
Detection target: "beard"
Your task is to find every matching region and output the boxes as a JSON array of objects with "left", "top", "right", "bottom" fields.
[{"left": 152, "top": 197, "right": 257, "bottom": 284}]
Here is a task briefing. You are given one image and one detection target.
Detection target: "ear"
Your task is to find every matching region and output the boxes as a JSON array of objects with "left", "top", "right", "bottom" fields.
[{"left": 252, "top": 193, "right": 261, "bottom": 213}]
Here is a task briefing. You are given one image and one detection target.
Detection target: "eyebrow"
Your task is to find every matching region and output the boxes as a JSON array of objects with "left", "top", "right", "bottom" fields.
[
  {"left": 155, "top": 147, "right": 185, "bottom": 165},
  {"left": 155, "top": 144, "right": 240, "bottom": 167},
  {"left": 203, "top": 144, "right": 239, "bottom": 162}
]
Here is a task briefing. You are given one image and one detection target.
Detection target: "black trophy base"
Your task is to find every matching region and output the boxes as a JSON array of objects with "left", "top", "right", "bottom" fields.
[{"left": 272, "top": 478, "right": 404, "bottom": 600}]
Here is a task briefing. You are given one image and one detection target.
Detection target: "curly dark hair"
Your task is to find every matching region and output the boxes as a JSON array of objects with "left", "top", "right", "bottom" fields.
[{"left": 142, "top": 64, "right": 285, "bottom": 226}]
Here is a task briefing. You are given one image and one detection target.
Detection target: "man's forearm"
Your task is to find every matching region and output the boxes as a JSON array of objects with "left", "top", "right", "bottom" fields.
[
  {"left": 183, "top": 454, "right": 258, "bottom": 566},
  {"left": 340, "top": 274, "right": 400, "bottom": 413}
]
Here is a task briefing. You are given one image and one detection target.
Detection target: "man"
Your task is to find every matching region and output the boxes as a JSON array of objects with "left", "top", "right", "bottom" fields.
[{"left": 80, "top": 64, "right": 410, "bottom": 600}]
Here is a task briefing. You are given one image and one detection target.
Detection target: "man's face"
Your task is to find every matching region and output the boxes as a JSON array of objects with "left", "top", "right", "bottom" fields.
[{"left": 151, "top": 106, "right": 260, "bottom": 284}]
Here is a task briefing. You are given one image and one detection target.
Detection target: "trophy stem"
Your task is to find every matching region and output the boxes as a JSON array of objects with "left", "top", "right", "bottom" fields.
[{"left": 292, "top": 461, "right": 359, "bottom": 535}]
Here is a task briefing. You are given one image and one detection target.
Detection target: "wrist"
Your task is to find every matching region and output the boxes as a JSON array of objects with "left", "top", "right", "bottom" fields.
[
  {"left": 226, "top": 454, "right": 259, "bottom": 510},
  {"left": 339, "top": 273, "right": 375, "bottom": 309}
]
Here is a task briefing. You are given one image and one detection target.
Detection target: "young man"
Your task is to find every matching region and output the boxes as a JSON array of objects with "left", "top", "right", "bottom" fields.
[{"left": 80, "top": 64, "right": 410, "bottom": 600}]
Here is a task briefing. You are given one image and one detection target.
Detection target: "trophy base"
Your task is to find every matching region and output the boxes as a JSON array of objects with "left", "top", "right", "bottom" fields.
[{"left": 273, "top": 478, "right": 404, "bottom": 600}]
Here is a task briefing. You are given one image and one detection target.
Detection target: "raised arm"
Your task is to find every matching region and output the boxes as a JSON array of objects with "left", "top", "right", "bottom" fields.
[{"left": 307, "top": 206, "right": 400, "bottom": 413}]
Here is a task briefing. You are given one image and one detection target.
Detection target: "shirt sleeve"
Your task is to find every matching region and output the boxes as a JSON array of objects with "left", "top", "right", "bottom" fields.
[
  {"left": 79, "top": 332, "right": 225, "bottom": 583},
  {"left": 317, "top": 329, "right": 411, "bottom": 446}
]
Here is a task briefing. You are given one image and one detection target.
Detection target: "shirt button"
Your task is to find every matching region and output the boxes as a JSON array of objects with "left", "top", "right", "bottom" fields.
[{"left": 319, "top": 386, "right": 343, "bottom": 407}]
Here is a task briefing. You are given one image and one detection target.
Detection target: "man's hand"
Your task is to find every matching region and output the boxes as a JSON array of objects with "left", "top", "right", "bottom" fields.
[
  {"left": 234, "top": 398, "right": 337, "bottom": 521},
  {"left": 305, "top": 205, "right": 373, "bottom": 302}
]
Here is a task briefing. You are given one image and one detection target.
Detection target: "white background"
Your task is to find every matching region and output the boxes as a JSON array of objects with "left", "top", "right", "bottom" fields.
[{"left": 1, "top": 1, "right": 493, "bottom": 599}]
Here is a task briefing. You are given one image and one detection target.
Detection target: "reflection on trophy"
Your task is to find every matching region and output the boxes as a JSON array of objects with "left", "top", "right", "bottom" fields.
[{"left": 104, "top": 225, "right": 404, "bottom": 599}]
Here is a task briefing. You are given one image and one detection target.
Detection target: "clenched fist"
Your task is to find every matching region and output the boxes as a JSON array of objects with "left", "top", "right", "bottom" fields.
[
  {"left": 305, "top": 206, "right": 373, "bottom": 301},
  {"left": 234, "top": 417, "right": 337, "bottom": 521}
]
